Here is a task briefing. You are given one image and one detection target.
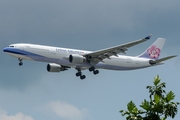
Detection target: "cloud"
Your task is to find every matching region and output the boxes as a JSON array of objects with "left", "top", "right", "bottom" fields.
[
  {"left": 47, "top": 101, "right": 88, "bottom": 120},
  {"left": 0, "top": 108, "right": 34, "bottom": 120}
]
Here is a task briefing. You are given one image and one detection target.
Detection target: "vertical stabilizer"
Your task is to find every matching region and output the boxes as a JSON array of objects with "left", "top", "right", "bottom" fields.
[{"left": 138, "top": 38, "right": 166, "bottom": 60}]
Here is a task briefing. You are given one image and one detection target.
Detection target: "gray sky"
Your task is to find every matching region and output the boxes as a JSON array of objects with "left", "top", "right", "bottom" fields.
[{"left": 1, "top": 0, "right": 180, "bottom": 120}]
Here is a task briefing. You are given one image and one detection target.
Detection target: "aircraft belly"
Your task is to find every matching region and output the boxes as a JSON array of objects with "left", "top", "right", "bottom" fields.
[
  {"left": 104, "top": 57, "right": 137, "bottom": 67},
  {"left": 96, "top": 57, "right": 150, "bottom": 70}
]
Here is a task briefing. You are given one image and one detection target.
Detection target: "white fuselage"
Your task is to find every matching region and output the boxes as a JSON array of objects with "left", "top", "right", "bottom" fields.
[{"left": 3, "top": 43, "right": 157, "bottom": 70}]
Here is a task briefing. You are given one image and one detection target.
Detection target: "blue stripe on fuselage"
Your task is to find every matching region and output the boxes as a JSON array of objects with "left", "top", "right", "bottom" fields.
[{"left": 3, "top": 47, "right": 43, "bottom": 57}]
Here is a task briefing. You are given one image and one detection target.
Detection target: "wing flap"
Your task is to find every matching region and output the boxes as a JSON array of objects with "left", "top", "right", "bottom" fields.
[{"left": 84, "top": 35, "right": 152, "bottom": 64}]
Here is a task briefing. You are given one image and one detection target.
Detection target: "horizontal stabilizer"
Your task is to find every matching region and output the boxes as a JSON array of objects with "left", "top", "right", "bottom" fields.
[{"left": 155, "top": 55, "right": 177, "bottom": 63}]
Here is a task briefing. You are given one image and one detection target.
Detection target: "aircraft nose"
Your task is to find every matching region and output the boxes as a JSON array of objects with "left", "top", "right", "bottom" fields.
[
  {"left": 3, "top": 47, "right": 8, "bottom": 52},
  {"left": 3, "top": 48, "right": 6, "bottom": 52}
]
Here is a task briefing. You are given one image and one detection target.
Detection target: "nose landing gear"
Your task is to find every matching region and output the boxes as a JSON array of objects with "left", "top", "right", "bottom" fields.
[{"left": 18, "top": 58, "right": 23, "bottom": 66}]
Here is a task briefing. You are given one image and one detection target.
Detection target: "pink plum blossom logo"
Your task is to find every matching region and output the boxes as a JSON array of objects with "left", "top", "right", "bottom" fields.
[{"left": 147, "top": 45, "right": 160, "bottom": 59}]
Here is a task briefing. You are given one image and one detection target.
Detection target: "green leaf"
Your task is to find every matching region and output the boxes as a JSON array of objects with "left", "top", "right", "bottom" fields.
[
  {"left": 119, "top": 110, "right": 130, "bottom": 116},
  {"left": 164, "top": 102, "right": 179, "bottom": 118},
  {"left": 154, "top": 94, "right": 160, "bottom": 104},
  {"left": 120, "top": 75, "right": 180, "bottom": 120},
  {"left": 161, "top": 117, "right": 166, "bottom": 120},
  {"left": 132, "top": 107, "right": 138, "bottom": 114},
  {"left": 153, "top": 75, "right": 161, "bottom": 86},
  {"left": 119, "top": 110, "right": 124, "bottom": 113},
  {"left": 140, "top": 99, "right": 150, "bottom": 111},
  {"left": 127, "top": 101, "right": 136, "bottom": 113},
  {"left": 166, "top": 91, "right": 175, "bottom": 102}
]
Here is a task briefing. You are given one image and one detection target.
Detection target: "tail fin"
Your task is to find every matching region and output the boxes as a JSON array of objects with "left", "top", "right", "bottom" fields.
[{"left": 138, "top": 38, "right": 166, "bottom": 60}]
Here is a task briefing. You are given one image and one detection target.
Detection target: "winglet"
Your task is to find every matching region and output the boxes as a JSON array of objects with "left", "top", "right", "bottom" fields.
[{"left": 144, "top": 34, "right": 152, "bottom": 40}]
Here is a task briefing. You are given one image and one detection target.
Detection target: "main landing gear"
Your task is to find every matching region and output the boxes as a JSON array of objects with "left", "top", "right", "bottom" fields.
[
  {"left": 76, "top": 69, "right": 86, "bottom": 80},
  {"left": 75, "top": 67, "right": 99, "bottom": 80},
  {"left": 89, "top": 66, "right": 99, "bottom": 75},
  {"left": 18, "top": 58, "right": 23, "bottom": 66}
]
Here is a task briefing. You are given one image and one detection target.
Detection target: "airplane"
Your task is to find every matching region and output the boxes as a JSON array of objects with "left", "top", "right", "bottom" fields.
[{"left": 3, "top": 35, "right": 177, "bottom": 80}]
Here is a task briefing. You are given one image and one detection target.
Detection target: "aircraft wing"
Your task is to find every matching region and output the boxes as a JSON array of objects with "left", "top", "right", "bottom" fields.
[{"left": 84, "top": 35, "right": 152, "bottom": 65}]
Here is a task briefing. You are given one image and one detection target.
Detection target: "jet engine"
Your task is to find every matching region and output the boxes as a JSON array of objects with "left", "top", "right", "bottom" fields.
[
  {"left": 47, "top": 63, "right": 65, "bottom": 72},
  {"left": 69, "top": 54, "right": 86, "bottom": 64}
]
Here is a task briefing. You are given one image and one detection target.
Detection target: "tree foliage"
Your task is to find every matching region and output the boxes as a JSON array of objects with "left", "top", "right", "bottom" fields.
[{"left": 120, "top": 75, "right": 179, "bottom": 120}]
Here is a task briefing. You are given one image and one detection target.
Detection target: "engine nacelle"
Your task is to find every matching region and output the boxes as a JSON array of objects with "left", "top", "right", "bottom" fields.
[
  {"left": 47, "top": 63, "right": 64, "bottom": 72},
  {"left": 69, "top": 54, "right": 86, "bottom": 64}
]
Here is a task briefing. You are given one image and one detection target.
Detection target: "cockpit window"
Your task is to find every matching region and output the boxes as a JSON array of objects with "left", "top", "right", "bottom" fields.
[{"left": 9, "top": 46, "right": 14, "bottom": 47}]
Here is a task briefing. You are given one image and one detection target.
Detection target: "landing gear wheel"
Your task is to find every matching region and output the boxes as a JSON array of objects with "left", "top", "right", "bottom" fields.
[
  {"left": 93, "top": 70, "right": 99, "bottom": 75},
  {"left": 19, "top": 62, "right": 23, "bottom": 66},
  {"left": 89, "top": 67, "right": 95, "bottom": 72},
  {"left": 75, "top": 69, "right": 86, "bottom": 80},
  {"left": 80, "top": 75, "right": 86, "bottom": 80},
  {"left": 76, "top": 72, "right": 82, "bottom": 77}
]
